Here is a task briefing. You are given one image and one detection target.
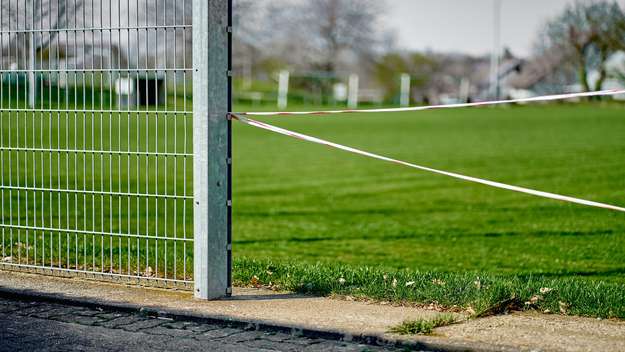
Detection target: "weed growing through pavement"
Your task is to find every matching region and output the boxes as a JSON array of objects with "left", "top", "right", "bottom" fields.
[{"left": 389, "top": 314, "right": 458, "bottom": 335}]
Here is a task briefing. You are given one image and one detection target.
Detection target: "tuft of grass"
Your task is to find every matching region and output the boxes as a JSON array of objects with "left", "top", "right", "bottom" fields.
[
  {"left": 233, "top": 258, "right": 625, "bottom": 320},
  {"left": 389, "top": 314, "right": 458, "bottom": 335}
]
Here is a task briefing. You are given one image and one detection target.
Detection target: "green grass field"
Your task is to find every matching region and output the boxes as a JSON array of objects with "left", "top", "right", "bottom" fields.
[
  {"left": 232, "top": 102, "right": 625, "bottom": 318},
  {"left": 2, "top": 89, "right": 625, "bottom": 317},
  {"left": 233, "top": 103, "right": 625, "bottom": 282}
]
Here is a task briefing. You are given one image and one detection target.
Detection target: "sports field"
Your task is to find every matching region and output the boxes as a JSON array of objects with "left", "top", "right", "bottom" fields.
[
  {"left": 233, "top": 103, "right": 625, "bottom": 282},
  {"left": 1, "top": 93, "right": 625, "bottom": 317}
]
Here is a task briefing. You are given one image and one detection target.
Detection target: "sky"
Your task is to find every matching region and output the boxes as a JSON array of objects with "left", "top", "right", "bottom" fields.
[{"left": 385, "top": 0, "right": 579, "bottom": 57}]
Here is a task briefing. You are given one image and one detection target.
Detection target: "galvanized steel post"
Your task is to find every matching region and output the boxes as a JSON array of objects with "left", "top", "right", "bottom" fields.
[{"left": 193, "top": 0, "right": 233, "bottom": 299}]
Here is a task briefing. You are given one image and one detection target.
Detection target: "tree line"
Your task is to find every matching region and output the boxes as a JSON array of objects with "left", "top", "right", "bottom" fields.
[{"left": 235, "top": 0, "right": 625, "bottom": 103}]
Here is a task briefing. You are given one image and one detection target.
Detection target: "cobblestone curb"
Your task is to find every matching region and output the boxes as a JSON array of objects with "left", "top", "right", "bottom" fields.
[{"left": 1, "top": 297, "right": 398, "bottom": 352}]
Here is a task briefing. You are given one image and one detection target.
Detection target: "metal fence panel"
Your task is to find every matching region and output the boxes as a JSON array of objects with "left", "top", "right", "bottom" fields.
[{"left": 0, "top": 0, "right": 196, "bottom": 288}]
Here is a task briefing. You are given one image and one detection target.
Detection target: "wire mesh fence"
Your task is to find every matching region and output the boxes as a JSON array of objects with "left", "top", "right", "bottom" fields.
[{"left": 0, "top": 0, "right": 194, "bottom": 288}]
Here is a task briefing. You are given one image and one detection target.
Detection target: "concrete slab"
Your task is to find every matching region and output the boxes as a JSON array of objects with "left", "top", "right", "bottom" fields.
[
  {"left": 1, "top": 269, "right": 624, "bottom": 352},
  {"left": 437, "top": 312, "right": 625, "bottom": 352}
]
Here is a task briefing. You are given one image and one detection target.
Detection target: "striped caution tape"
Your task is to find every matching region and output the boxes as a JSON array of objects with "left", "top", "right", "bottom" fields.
[
  {"left": 236, "top": 89, "right": 625, "bottom": 116},
  {"left": 232, "top": 113, "right": 625, "bottom": 213}
]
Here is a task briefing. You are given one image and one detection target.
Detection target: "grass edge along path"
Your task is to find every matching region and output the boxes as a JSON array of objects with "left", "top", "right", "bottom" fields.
[{"left": 233, "top": 258, "right": 625, "bottom": 320}]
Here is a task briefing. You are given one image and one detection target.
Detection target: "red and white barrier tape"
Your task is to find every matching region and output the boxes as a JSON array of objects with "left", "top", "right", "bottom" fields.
[
  {"left": 232, "top": 114, "right": 625, "bottom": 213},
  {"left": 236, "top": 89, "right": 625, "bottom": 116}
]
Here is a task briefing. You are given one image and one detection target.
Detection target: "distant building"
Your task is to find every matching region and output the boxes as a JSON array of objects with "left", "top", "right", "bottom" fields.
[
  {"left": 505, "top": 49, "right": 574, "bottom": 97},
  {"left": 416, "top": 49, "right": 525, "bottom": 104},
  {"left": 506, "top": 50, "right": 625, "bottom": 100}
]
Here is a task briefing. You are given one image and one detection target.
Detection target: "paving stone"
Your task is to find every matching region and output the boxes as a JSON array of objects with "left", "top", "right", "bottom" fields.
[
  {"left": 243, "top": 338, "right": 297, "bottom": 351},
  {"left": 58, "top": 314, "right": 108, "bottom": 326},
  {"left": 197, "top": 327, "right": 247, "bottom": 340},
  {"left": 94, "top": 314, "right": 144, "bottom": 328},
  {"left": 13, "top": 303, "right": 60, "bottom": 316},
  {"left": 261, "top": 331, "right": 293, "bottom": 343},
  {"left": 94, "top": 311, "right": 128, "bottom": 320},
  {"left": 74, "top": 308, "right": 105, "bottom": 317},
  {"left": 28, "top": 306, "right": 76, "bottom": 319},
  {"left": 141, "top": 325, "right": 197, "bottom": 338},
  {"left": 160, "top": 320, "right": 197, "bottom": 330},
  {"left": 117, "top": 317, "right": 166, "bottom": 332},
  {"left": 183, "top": 322, "right": 222, "bottom": 333}
]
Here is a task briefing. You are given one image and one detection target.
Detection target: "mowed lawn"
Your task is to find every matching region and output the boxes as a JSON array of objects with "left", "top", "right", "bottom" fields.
[
  {"left": 233, "top": 103, "right": 625, "bottom": 283},
  {"left": 1, "top": 95, "right": 624, "bottom": 287}
]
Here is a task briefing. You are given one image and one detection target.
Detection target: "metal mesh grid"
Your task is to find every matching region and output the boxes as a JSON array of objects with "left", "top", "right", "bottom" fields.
[{"left": 0, "top": 0, "right": 193, "bottom": 287}]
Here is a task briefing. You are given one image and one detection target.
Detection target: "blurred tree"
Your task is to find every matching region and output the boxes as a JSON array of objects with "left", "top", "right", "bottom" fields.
[
  {"left": 233, "top": 0, "right": 262, "bottom": 44},
  {"left": 299, "top": 0, "right": 384, "bottom": 73},
  {"left": 373, "top": 53, "right": 438, "bottom": 103},
  {"left": 240, "top": 0, "right": 389, "bottom": 104},
  {"left": 613, "top": 70, "right": 625, "bottom": 85},
  {"left": 541, "top": 1, "right": 625, "bottom": 92},
  {"left": 610, "top": 52, "right": 625, "bottom": 86},
  {"left": 260, "top": 0, "right": 387, "bottom": 75},
  {"left": 231, "top": 0, "right": 396, "bottom": 105},
  {"left": 373, "top": 54, "right": 408, "bottom": 102},
  {"left": 409, "top": 53, "right": 439, "bottom": 92}
]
